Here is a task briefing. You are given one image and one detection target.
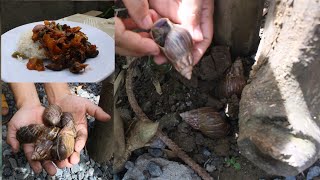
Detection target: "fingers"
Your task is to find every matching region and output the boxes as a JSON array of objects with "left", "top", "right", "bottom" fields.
[
  {"left": 179, "top": 0, "right": 204, "bottom": 41},
  {"left": 74, "top": 123, "right": 88, "bottom": 153},
  {"left": 179, "top": 0, "right": 202, "bottom": 26},
  {"left": 192, "top": 0, "right": 214, "bottom": 64},
  {"left": 23, "top": 144, "right": 42, "bottom": 174},
  {"left": 115, "top": 17, "right": 160, "bottom": 57},
  {"left": 123, "top": 0, "right": 153, "bottom": 29},
  {"left": 42, "top": 160, "right": 57, "bottom": 176},
  {"left": 84, "top": 101, "right": 110, "bottom": 122},
  {"left": 55, "top": 159, "right": 73, "bottom": 168},
  {"left": 149, "top": 0, "right": 180, "bottom": 23},
  {"left": 7, "top": 122, "right": 20, "bottom": 153},
  {"left": 69, "top": 151, "right": 80, "bottom": 165}
]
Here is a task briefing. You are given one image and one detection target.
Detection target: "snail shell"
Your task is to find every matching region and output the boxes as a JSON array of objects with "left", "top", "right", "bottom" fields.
[
  {"left": 180, "top": 107, "right": 230, "bottom": 138},
  {"left": 43, "top": 104, "right": 62, "bottom": 126},
  {"left": 32, "top": 127, "right": 60, "bottom": 160},
  {"left": 215, "top": 58, "right": 246, "bottom": 98},
  {"left": 151, "top": 18, "right": 194, "bottom": 80},
  {"left": 60, "top": 112, "right": 74, "bottom": 128},
  {"left": 17, "top": 124, "right": 46, "bottom": 144},
  {"left": 51, "top": 126, "right": 76, "bottom": 160},
  {"left": 32, "top": 139, "right": 54, "bottom": 160},
  {"left": 51, "top": 112, "right": 76, "bottom": 160},
  {"left": 40, "top": 126, "right": 60, "bottom": 141}
]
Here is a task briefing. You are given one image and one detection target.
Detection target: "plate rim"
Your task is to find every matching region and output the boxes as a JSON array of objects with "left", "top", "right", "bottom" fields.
[{"left": 1, "top": 20, "right": 114, "bottom": 83}]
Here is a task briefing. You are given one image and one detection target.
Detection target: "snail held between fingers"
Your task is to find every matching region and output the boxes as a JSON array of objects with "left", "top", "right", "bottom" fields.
[
  {"left": 16, "top": 104, "right": 76, "bottom": 161},
  {"left": 151, "top": 18, "right": 194, "bottom": 80}
]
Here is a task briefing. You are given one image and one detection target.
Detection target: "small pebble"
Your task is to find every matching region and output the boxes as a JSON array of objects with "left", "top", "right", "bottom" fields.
[
  {"left": 146, "top": 161, "right": 162, "bottom": 177},
  {"left": 78, "top": 171, "right": 85, "bottom": 179},
  {"left": 13, "top": 167, "right": 28, "bottom": 179},
  {"left": 72, "top": 174, "right": 77, "bottom": 179},
  {"left": 79, "top": 162, "right": 87, "bottom": 171},
  {"left": 205, "top": 164, "right": 216, "bottom": 172},
  {"left": 202, "top": 148, "right": 211, "bottom": 157},
  {"left": 125, "top": 161, "right": 135, "bottom": 170},
  {"left": 3, "top": 149, "right": 12, "bottom": 157},
  {"left": 3, "top": 166, "right": 12, "bottom": 177},
  {"left": 8, "top": 158, "right": 18, "bottom": 168},
  {"left": 88, "top": 168, "right": 95, "bottom": 176},
  {"left": 66, "top": 174, "right": 72, "bottom": 180},
  {"left": 90, "top": 159, "right": 95, "bottom": 167},
  {"left": 149, "top": 138, "right": 166, "bottom": 149},
  {"left": 42, "top": 169, "right": 47, "bottom": 177},
  {"left": 307, "top": 166, "right": 320, "bottom": 180},
  {"left": 285, "top": 176, "right": 296, "bottom": 180},
  {"left": 70, "top": 164, "right": 80, "bottom": 173},
  {"left": 94, "top": 168, "right": 103, "bottom": 177},
  {"left": 55, "top": 168, "right": 63, "bottom": 177},
  {"left": 148, "top": 148, "right": 163, "bottom": 157}
]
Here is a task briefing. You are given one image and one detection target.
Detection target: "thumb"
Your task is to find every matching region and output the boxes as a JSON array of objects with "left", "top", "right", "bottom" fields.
[
  {"left": 123, "top": 0, "right": 153, "bottom": 29},
  {"left": 7, "top": 122, "right": 20, "bottom": 153},
  {"left": 178, "top": 0, "right": 204, "bottom": 41},
  {"left": 85, "top": 101, "right": 111, "bottom": 122}
]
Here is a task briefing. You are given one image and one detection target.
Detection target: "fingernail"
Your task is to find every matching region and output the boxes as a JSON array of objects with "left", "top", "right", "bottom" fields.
[{"left": 142, "top": 15, "right": 153, "bottom": 29}]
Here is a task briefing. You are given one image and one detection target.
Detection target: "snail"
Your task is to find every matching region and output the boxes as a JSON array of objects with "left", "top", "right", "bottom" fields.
[
  {"left": 150, "top": 18, "right": 194, "bottom": 80},
  {"left": 180, "top": 107, "right": 230, "bottom": 138},
  {"left": 215, "top": 58, "right": 247, "bottom": 98},
  {"left": 16, "top": 104, "right": 76, "bottom": 161},
  {"left": 51, "top": 112, "right": 76, "bottom": 160},
  {"left": 43, "top": 104, "right": 62, "bottom": 126}
]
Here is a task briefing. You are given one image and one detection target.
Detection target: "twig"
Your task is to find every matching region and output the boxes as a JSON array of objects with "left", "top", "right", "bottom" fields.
[{"left": 125, "top": 58, "right": 213, "bottom": 180}]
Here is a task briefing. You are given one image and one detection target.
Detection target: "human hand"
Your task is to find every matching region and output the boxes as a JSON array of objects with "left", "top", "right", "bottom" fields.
[
  {"left": 7, "top": 104, "right": 57, "bottom": 175},
  {"left": 52, "top": 94, "right": 110, "bottom": 169},
  {"left": 149, "top": 0, "right": 214, "bottom": 65},
  {"left": 115, "top": 0, "right": 160, "bottom": 56}
]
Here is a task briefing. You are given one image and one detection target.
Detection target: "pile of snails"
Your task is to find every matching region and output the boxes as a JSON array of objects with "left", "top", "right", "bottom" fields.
[
  {"left": 17, "top": 104, "right": 76, "bottom": 161},
  {"left": 179, "top": 58, "right": 247, "bottom": 138}
]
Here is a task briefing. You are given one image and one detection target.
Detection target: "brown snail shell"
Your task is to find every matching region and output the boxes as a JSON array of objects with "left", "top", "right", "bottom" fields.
[
  {"left": 32, "top": 139, "right": 54, "bottom": 160},
  {"left": 180, "top": 107, "right": 230, "bottom": 138},
  {"left": 60, "top": 112, "right": 74, "bottom": 128},
  {"left": 51, "top": 126, "right": 76, "bottom": 160},
  {"left": 215, "top": 58, "right": 246, "bottom": 98},
  {"left": 40, "top": 126, "right": 60, "bottom": 141},
  {"left": 151, "top": 18, "right": 194, "bottom": 80},
  {"left": 31, "top": 127, "right": 60, "bottom": 160},
  {"left": 51, "top": 112, "right": 76, "bottom": 160},
  {"left": 17, "top": 124, "right": 46, "bottom": 144},
  {"left": 43, "top": 104, "right": 62, "bottom": 126}
]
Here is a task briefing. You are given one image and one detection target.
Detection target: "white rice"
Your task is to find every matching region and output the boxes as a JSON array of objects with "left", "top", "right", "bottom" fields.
[{"left": 16, "top": 31, "right": 46, "bottom": 59}]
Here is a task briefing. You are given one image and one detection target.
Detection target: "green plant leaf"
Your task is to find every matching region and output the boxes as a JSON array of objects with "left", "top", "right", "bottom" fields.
[{"left": 233, "top": 163, "right": 241, "bottom": 170}]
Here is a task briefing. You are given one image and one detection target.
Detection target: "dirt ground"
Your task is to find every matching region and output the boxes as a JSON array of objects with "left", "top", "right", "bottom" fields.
[{"left": 114, "top": 47, "right": 276, "bottom": 179}]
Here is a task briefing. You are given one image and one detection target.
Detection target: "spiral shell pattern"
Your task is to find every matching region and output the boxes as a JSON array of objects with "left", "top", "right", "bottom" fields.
[
  {"left": 215, "top": 58, "right": 246, "bottom": 98},
  {"left": 43, "top": 104, "right": 62, "bottom": 126},
  {"left": 151, "top": 18, "right": 194, "bottom": 80},
  {"left": 180, "top": 107, "right": 230, "bottom": 138}
]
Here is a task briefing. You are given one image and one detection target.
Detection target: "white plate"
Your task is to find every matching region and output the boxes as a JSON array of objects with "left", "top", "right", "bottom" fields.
[{"left": 1, "top": 20, "right": 114, "bottom": 82}]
